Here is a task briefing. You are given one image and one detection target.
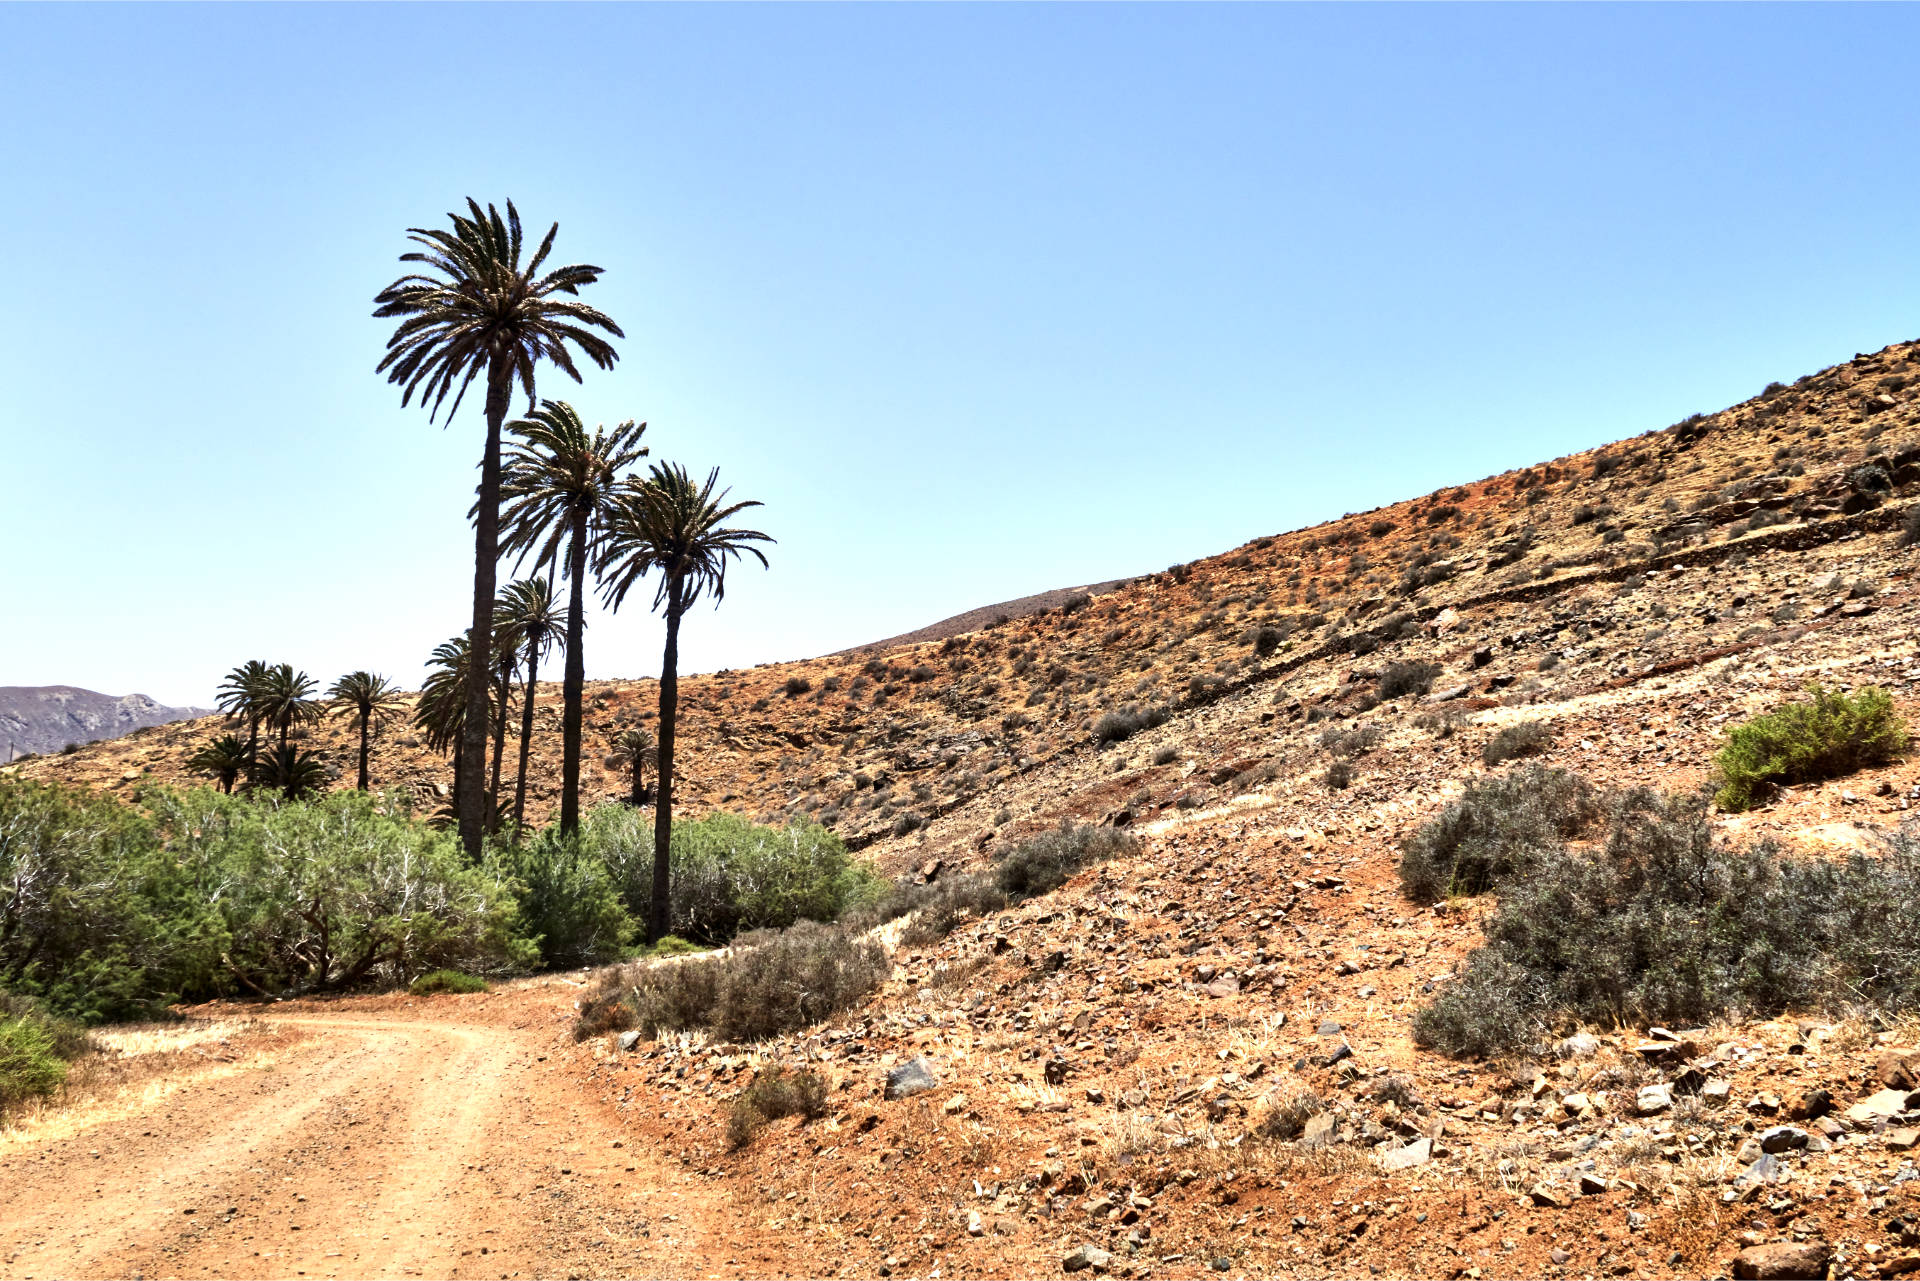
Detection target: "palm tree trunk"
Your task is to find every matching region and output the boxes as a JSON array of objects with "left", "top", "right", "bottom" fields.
[
  {"left": 490, "top": 661, "right": 511, "bottom": 818},
  {"left": 559, "top": 507, "right": 590, "bottom": 836},
  {"left": 459, "top": 355, "right": 513, "bottom": 858},
  {"left": 356, "top": 710, "right": 371, "bottom": 790},
  {"left": 630, "top": 759, "right": 644, "bottom": 807},
  {"left": 512, "top": 648, "right": 540, "bottom": 833},
  {"left": 648, "top": 581, "right": 683, "bottom": 945}
]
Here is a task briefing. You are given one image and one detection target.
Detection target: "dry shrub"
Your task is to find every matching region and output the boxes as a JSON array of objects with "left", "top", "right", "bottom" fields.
[{"left": 728, "top": 1064, "right": 829, "bottom": 1149}]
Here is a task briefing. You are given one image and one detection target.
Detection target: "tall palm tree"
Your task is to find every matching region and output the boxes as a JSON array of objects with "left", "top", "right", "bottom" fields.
[
  {"left": 498, "top": 400, "right": 648, "bottom": 834},
  {"left": 374, "top": 200, "right": 623, "bottom": 858},
  {"left": 608, "top": 727, "right": 655, "bottom": 807},
  {"left": 327, "top": 671, "right": 405, "bottom": 790},
  {"left": 216, "top": 660, "right": 271, "bottom": 764},
  {"left": 494, "top": 576, "right": 565, "bottom": 831},
  {"left": 599, "top": 463, "right": 772, "bottom": 943},
  {"left": 487, "top": 617, "right": 519, "bottom": 812},
  {"left": 256, "top": 664, "right": 322, "bottom": 750},
  {"left": 187, "top": 734, "right": 252, "bottom": 794}
]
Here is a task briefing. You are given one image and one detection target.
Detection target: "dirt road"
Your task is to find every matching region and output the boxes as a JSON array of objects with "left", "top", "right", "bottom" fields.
[{"left": 0, "top": 984, "right": 782, "bottom": 1280}]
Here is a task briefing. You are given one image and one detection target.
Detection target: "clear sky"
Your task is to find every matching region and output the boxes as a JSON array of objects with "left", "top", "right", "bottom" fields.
[{"left": 3, "top": 4, "right": 1916, "bottom": 709}]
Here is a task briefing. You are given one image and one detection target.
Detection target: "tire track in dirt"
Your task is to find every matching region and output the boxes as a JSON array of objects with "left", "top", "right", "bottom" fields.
[{"left": 0, "top": 993, "right": 784, "bottom": 1280}]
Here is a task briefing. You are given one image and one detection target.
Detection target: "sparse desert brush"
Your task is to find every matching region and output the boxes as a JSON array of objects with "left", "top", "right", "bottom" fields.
[
  {"left": 1482, "top": 720, "right": 1552, "bottom": 766},
  {"left": 1416, "top": 794, "right": 1920, "bottom": 1056},
  {"left": 995, "top": 820, "right": 1136, "bottom": 898},
  {"left": 728, "top": 1063, "right": 830, "bottom": 1149},
  {"left": 1093, "top": 703, "right": 1168, "bottom": 745},
  {"left": 1398, "top": 763, "right": 1602, "bottom": 901},
  {"left": 582, "top": 920, "right": 888, "bottom": 1044},
  {"left": 1713, "top": 685, "right": 1908, "bottom": 811},
  {"left": 1376, "top": 661, "right": 1440, "bottom": 700}
]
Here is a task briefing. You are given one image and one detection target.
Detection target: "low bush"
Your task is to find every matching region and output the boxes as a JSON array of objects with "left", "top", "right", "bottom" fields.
[
  {"left": 408, "top": 969, "right": 488, "bottom": 996},
  {"left": 884, "top": 874, "right": 1008, "bottom": 948},
  {"left": 1151, "top": 745, "right": 1180, "bottom": 766},
  {"left": 1482, "top": 720, "right": 1552, "bottom": 766},
  {"left": 995, "top": 821, "right": 1136, "bottom": 898},
  {"left": 727, "top": 1064, "right": 831, "bottom": 1149},
  {"left": 782, "top": 676, "right": 812, "bottom": 697},
  {"left": 1398, "top": 764, "right": 1602, "bottom": 901},
  {"left": 1093, "top": 703, "right": 1169, "bottom": 745},
  {"left": 1902, "top": 505, "right": 1920, "bottom": 548},
  {"left": 1713, "top": 686, "right": 1909, "bottom": 811},
  {"left": 1325, "top": 759, "right": 1353, "bottom": 790},
  {"left": 591, "top": 920, "right": 890, "bottom": 1045},
  {"left": 1254, "top": 1088, "right": 1325, "bottom": 1141},
  {"left": 1416, "top": 792, "right": 1920, "bottom": 1056},
  {"left": 0, "top": 1012, "right": 68, "bottom": 1112},
  {"left": 1377, "top": 661, "right": 1441, "bottom": 700}
]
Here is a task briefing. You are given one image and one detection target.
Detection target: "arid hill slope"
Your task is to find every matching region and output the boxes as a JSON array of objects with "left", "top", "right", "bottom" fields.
[
  {"left": 11, "top": 340, "right": 1918, "bottom": 849},
  {"left": 0, "top": 685, "right": 208, "bottom": 763},
  {"left": 11, "top": 338, "right": 1920, "bottom": 1279}
]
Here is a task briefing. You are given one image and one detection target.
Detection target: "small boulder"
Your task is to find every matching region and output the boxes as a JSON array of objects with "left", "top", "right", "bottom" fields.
[
  {"left": 1062, "top": 1245, "right": 1112, "bottom": 1273},
  {"left": 1730, "top": 1241, "right": 1831, "bottom": 1280},
  {"left": 885, "top": 1057, "right": 938, "bottom": 1100},
  {"left": 615, "top": 1030, "right": 643, "bottom": 1052},
  {"left": 1636, "top": 1083, "right": 1673, "bottom": 1115},
  {"left": 1380, "top": 1138, "right": 1431, "bottom": 1170}
]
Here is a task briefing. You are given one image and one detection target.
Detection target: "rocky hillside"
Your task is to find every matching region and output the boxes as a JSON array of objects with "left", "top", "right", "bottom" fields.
[
  {"left": 10, "top": 341, "right": 1918, "bottom": 847},
  {"left": 0, "top": 686, "right": 209, "bottom": 763},
  {"left": 14, "top": 336, "right": 1920, "bottom": 1278}
]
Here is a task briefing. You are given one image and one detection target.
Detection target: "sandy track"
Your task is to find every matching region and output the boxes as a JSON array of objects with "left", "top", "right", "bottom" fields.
[{"left": 0, "top": 992, "right": 778, "bottom": 1280}]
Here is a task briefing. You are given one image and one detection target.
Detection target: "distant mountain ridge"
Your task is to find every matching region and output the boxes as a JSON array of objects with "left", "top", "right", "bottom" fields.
[{"left": 0, "top": 686, "right": 210, "bottom": 761}]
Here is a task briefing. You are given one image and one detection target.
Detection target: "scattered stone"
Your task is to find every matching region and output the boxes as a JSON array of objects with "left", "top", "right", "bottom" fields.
[
  {"left": 1299, "top": 1114, "right": 1338, "bottom": 1150},
  {"left": 943, "top": 1093, "right": 970, "bottom": 1115},
  {"left": 616, "top": 1030, "right": 642, "bottom": 1052},
  {"left": 1556, "top": 1033, "right": 1601, "bottom": 1059},
  {"left": 1846, "top": 1088, "right": 1920, "bottom": 1123},
  {"left": 1636, "top": 1083, "right": 1673, "bottom": 1115},
  {"left": 1785, "top": 1088, "right": 1832, "bottom": 1121},
  {"left": 1888, "top": 1128, "right": 1920, "bottom": 1151},
  {"left": 1877, "top": 1052, "right": 1919, "bottom": 1090},
  {"left": 1380, "top": 1138, "right": 1431, "bottom": 1170},
  {"left": 885, "top": 1057, "right": 938, "bottom": 1100},
  {"left": 1577, "top": 1173, "right": 1608, "bottom": 1196},
  {"left": 1730, "top": 1241, "right": 1832, "bottom": 1280},
  {"left": 1062, "top": 1244, "right": 1112, "bottom": 1273},
  {"left": 967, "top": 1210, "right": 984, "bottom": 1236},
  {"left": 1759, "top": 1126, "right": 1810, "bottom": 1155},
  {"left": 1529, "top": 1184, "right": 1567, "bottom": 1209}
]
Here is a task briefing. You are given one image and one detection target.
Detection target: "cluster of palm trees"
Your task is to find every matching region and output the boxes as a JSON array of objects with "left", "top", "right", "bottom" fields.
[
  {"left": 193, "top": 662, "right": 403, "bottom": 798},
  {"left": 375, "top": 199, "right": 773, "bottom": 943}
]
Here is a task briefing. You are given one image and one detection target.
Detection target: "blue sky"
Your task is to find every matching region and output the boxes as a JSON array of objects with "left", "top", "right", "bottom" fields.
[{"left": 2, "top": 4, "right": 1916, "bottom": 708}]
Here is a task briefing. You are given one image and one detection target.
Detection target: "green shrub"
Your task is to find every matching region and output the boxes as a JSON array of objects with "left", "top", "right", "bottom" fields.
[
  {"left": 579, "top": 807, "right": 880, "bottom": 946},
  {"left": 0, "top": 1013, "right": 67, "bottom": 1111},
  {"left": 995, "top": 821, "right": 1135, "bottom": 898},
  {"left": 1483, "top": 721, "right": 1552, "bottom": 766},
  {"left": 497, "top": 828, "right": 634, "bottom": 969},
  {"left": 1714, "top": 686, "right": 1908, "bottom": 810},
  {"left": 1377, "top": 661, "right": 1441, "bottom": 700},
  {"left": 1415, "top": 792, "right": 1920, "bottom": 1056},
  {"left": 408, "top": 969, "right": 488, "bottom": 995},
  {"left": 0, "top": 779, "right": 222, "bottom": 1021},
  {"left": 1398, "top": 765, "right": 1602, "bottom": 901}
]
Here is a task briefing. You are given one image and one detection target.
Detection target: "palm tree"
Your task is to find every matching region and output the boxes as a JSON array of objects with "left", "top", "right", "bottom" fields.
[
  {"left": 415, "top": 633, "right": 501, "bottom": 832},
  {"left": 598, "top": 463, "right": 772, "bottom": 943},
  {"left": 487, "top": 617, "right": 519, "bottom": 812},
  {"left": 216, "top": 660, "right": 271, "bottom": 763},
  {"left": 374, "top": 200, "right": 623, "bottom": 858},
  {"left": 187, "top": 734, "right": 252, "bottom": 794},
  {"left": 494, "top": 576, "right": 565, "bottom": 831},
  {"left": 255, "top": 744, "right": 330, "bottom": 801},
  {"left": 256, "top": 664, "right": 322, "bottom": 750},
  {"left": 327, "top": 672, "right": 405, "bottom": 790},
  {"left": 498, "top": 400, "right": 648, "bottom": 834},
  {"left": 608, "top": 727, "right": 655, "bottom": 807}
]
